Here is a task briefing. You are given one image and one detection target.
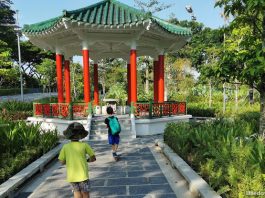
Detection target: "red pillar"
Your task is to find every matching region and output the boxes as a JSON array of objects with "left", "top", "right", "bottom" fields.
[
  {"left": 127, "top": 63, "right": 131, "bottom": 105},
  {"left": 93, "top": 63, "right": 99, "bottom": 105},
  {"left": 56, "top": 54, "right": 64, "bottom": 103},
  {"left": 158, "top": 55, "right": 164, "bottom": 102},
  {"left": 64, "top": 60, "right": 71, "bottom": 103},
  {"left": 153, "top": 60, "right": 159, "bottom": 102},
  {"left": 82, "top": 49, "right": 90, "bottom": 103},
  {"left": 130, "top": 50, "right": 137, "bottom": 105}
]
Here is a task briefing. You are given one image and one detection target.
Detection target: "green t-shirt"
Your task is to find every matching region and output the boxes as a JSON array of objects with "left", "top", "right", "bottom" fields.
[{"left": 58, "top": 142, "right": 95, "bottom": 182}]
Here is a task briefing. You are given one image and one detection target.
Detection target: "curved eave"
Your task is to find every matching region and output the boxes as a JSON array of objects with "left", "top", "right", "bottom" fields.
[
  {"left": 22, "top": 16, "right": 62, "bottom": 34},
  {"left": 152, "top": 17, "right": 192, "bottom": 36}
]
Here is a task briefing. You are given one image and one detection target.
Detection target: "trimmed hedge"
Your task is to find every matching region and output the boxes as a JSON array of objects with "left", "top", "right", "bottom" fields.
[{"left": 0, "top": 88, "right": 40, "bottom": 96}]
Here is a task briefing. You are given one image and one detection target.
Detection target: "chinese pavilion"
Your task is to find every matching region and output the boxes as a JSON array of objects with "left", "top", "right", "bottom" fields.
[{"left": 23, "top": 0, "right": 191, "bottom": 107}]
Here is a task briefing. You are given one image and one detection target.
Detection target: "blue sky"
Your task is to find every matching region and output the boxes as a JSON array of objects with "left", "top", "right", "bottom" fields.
[{"left": 11, "top": 0, "right": 224, "bottom": 29}]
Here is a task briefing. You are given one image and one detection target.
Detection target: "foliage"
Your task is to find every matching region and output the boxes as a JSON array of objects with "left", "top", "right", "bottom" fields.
[
  {"left": 0, "top": 67, "right": 19, "bottom": 87},
  {"left": 0, "top": 40, "right": 12, "bottom": 69},
  {"left": 187, "top": 104, "right": 216, "bottom": 117},
  {"left": 0, "top": 0, "right": 16, "bottom": 48},
  {"left": 165, "top": 56, "right": 195, "bottom": 98},
  {"left": 12, "top": 41, "right": 55, "bottom": 80},
  {"left": 0, "top": 120, "right": 58, "bottom": 184},
  {"left": 0, "top": 100, "right": 32, "bottom": 112},
  {"left": 0, "top": 101, "right": 33, "bottom": 120},
  {"left": 36, "top": 58, "right": 56, "bottom": 92},
  {"left": 133, "top": 0, "right": 171, "bottom": 14},
  {"left": 137, "top": 56, "right": 153, "bottom": 94},
  {"left": 71, "top": 62, "right": 84, "bottom": 101},
  {"left": 106, "top": 83, "right": 127, "bottom": 105},
  {"left": 164, "top": 118, "right": 264, "bottom": 197},
  {"left": 215, "top": 0, "right": 265, "bottom": 135},
  {"left": 34, "top": 96, "right": 57, "bottom": 103},
  {"left": 0, "top": 87, "right": 38, "bottom": 95}
]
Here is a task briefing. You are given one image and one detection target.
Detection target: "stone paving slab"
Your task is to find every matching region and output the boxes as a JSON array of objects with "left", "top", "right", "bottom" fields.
[{"left": 25, "top": 136, "right": 195, "bottom": 198}]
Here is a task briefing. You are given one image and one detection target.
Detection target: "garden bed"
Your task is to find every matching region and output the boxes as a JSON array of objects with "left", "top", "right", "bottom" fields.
[
  {"left": 164, "top": 112, "right": 264, "bottom": 198},
  {"left": 0, "top": 120, "right": 58, "bottom": 184}
]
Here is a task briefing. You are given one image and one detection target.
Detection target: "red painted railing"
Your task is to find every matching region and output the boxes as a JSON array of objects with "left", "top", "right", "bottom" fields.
[
  {"left": 135, "top": 101, "right": 186, "bottom": 118},
  {"left": 33, "top": 103, "right": 93, "bottom": 120}
]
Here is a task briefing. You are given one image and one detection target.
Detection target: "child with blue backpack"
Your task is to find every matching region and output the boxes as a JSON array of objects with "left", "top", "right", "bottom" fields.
[{"left": 104, "top": 106, "right": 121, "bottom": 161}]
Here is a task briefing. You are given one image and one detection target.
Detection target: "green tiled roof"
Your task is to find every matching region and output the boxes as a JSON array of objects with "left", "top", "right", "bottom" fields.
[
  {"left": 23, "top": 0, "right": 191, "bottom": 36},
  {"left": 23, "top": 16, "right": 62, "bottom": 33}
]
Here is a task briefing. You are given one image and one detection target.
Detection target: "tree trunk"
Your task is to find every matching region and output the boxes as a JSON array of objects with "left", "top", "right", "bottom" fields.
[
  {"left": 209, "top": 80, "right": 212, "bottom": 108},
  {"left": 72, "top": 67, "right": 77, "bottom": 100},
  {"left": 259, "top": 89, "right": 265, "bottom": 137},
  {"left": 102, "top": 83, "right": 106, "bottom": 97},
  {"left": 145, "top": 67, "right": 149, "bottom": 93}
]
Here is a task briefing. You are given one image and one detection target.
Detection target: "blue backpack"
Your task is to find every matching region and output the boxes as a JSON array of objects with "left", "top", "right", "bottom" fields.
[{"left": 108, "top": 116, "right": 121, "bottom": 135}]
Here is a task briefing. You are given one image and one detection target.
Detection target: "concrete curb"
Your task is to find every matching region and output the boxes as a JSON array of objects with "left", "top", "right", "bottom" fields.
[
  {"left": 156, "top": 140, "right": 221, "bottom": 198},
  {"left": 0, "top": 143, "right": 63, "bottom": 198}
]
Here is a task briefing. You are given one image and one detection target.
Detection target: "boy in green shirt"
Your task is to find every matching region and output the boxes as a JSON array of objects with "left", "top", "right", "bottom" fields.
[{"left": 59, "top": 122, "right": 96, "bottom": 198}]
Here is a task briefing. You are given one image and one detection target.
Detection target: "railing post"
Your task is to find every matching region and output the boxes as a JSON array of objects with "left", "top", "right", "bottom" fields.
[
  {"left": 69, "top": 103, "right": 73, "bottom": 120},
  {"left": 149, "top": 101, "right": 153, "bottom": 119}
]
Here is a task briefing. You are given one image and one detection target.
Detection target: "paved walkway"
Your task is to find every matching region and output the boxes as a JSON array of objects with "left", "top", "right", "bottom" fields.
[
  {"left": 18, "top": 137, "right": 195, "bottom": 198},
  {"left": 0, "top": 92, "right": 57, "bottom": 102}
]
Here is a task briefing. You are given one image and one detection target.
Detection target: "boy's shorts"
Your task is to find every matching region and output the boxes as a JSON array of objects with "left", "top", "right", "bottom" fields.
[
  {"left": 108, "top": 134, "right": 120, "bottom": 145},
  {"left": 70, "top": 179, "right": 91, "bottom": 192}
]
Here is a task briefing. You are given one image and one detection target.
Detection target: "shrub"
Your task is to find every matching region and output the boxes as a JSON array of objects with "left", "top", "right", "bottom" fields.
[
  {"left": 164, "top": 119, "right": 264, "bottom": 197},
  {"left": 0, "top": 120, "right": 58, "bottom": 184},
  {"left": 0, "top": 88, "right": 36, "bottom": 96},
  {"left": 0, "top": 101, "right": 33, "bottom": 112}
]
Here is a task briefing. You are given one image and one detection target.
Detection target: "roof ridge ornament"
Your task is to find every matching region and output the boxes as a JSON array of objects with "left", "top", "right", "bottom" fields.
[{"left": 63, "top": 10, "right": 68, "bottom": 17}]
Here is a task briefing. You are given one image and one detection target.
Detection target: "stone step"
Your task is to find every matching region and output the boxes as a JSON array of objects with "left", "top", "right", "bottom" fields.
[
  {"left": 91, "top": 125, "right": 131, "bottom": 131},
  {"left": 89, "top": 133, "right": 135, "bottom": 140},
  {"left": 90, "top": 129, "right": 132, "bottom": 135},
  {"left": 92, "top": 119, "right": 131, "bottom": 125}
]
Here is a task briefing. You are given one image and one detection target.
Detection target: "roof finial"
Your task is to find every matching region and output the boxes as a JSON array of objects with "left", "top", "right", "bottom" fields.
[{"left": 62, "top": 10, "right": 68, "bottom": 17}]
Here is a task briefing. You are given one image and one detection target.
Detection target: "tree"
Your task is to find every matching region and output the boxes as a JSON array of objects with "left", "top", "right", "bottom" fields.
[
  {"left": 36, "top": 59, "right": 56, "bottom": 93},
  {"left": 0, "top": 40, "right": 20, "bottom": 88},
  {"left": 215, "top": 0, "right": 265, "bottom": 136},
  {"left": 71, "top": 62, "right": 84, "bottom": 101},
  {"left": 134, "top": 0, "right": 171, "bottom": 14},
  {"left": 12, "top": 41, "right": 54, "bottom": 79},
  {"left": 0, "top": 0, "right": 16, "bottom": 48},
  {"left": 137, "top": 56, "right": 153, "bottom": 94}
]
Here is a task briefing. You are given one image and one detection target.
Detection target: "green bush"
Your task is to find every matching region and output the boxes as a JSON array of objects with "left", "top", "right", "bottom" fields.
[
  {"left": 164, "top": 119, "right": 264, "bottom": 197},
  {"left": 0, "top": 110, "right": 32, "bottom": 121},
  {"left": 187, "top": 107, "right": 216, "bottom": 117},
  {"left": 0, "top": 120, "right": 58, "bottom": 184},
  {"left": 34, "top": 96, "right": 57, "bottom": 103},
  {"left": 0, "top": 101, "right": 33, "bottom": 121},
  {"left": 187, "top": 101, "right": 259, "bottom": 118},
  {"left": 0, "top": 101, "right": 33, "bottom": 112}
]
